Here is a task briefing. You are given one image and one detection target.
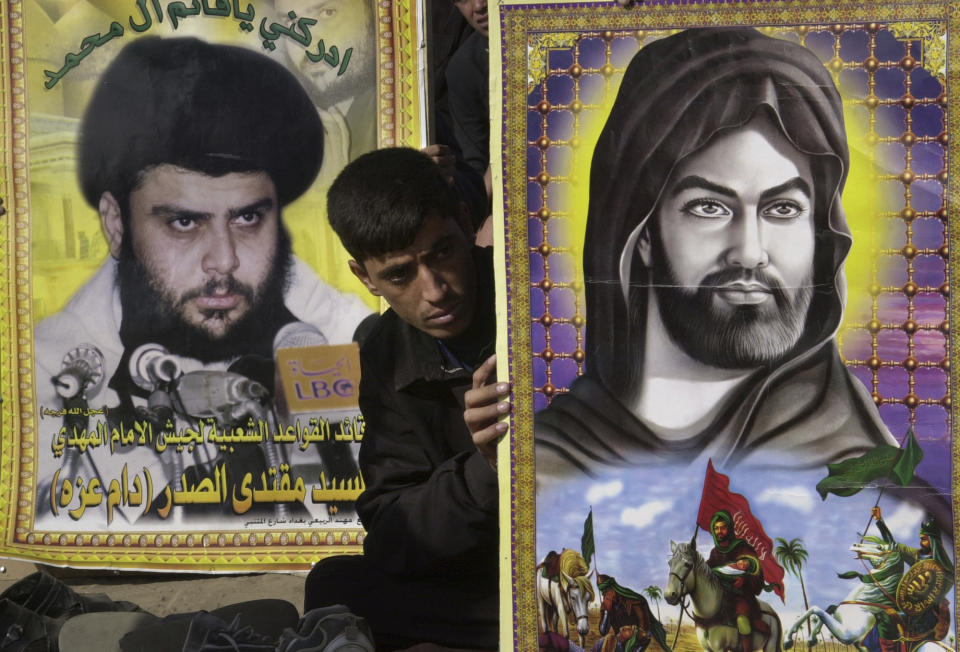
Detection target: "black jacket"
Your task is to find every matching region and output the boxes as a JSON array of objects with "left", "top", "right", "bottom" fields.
[
  {"left": 355, "top": 252, "right": 498, "bottom": 580},
  {"left": 446, "top": 31, "right": 489, "bottom": 176}
]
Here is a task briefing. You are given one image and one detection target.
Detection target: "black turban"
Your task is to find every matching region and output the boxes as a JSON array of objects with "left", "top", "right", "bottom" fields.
[
  {"left": 583, "top": 28, "right": 851, "bottom": 392},
  {"left": 78, "top": 36, "right": 323, "bottom": 207}
]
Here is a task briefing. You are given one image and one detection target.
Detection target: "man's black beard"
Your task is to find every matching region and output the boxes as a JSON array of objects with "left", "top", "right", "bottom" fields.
[
  {"left": 649, "top": 234, "right": 813, "bottom": 370},
  {"left": 117, "top": 228, "right": 293, "bottom": 363}
]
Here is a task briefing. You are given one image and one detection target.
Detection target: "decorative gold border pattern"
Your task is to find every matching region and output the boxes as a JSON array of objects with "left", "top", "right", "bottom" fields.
[
  {"left": 500, "top": 2, "right": 955, "bottom": 649},
  {"left": 527, "top": 32, "right": 581, "bottom": 91},
  {"left": 889, "top": 21, "right": 947, "bottom": 85}
]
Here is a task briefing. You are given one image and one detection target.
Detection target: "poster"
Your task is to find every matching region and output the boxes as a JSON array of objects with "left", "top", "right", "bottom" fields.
[
  {"left": 0, "top": 0, "right": 424, "bottom": 570},
  {"left": 490, "top": 1, "right": 957, "bottom": 651}
]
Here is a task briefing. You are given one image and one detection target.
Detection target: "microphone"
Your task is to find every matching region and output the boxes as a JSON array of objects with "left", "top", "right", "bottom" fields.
[
  {"left": 129, "top": 343, "right": 182, "bottom": 392},
  {"left": 273, "top": 320, "right": 328, "bottom": 351},
  {"left": 272, "top": 321, "right": 360, "bottom": 511},
  {"left": 53, "top": 345, "right": 105, "bottom": 399},
  {"left": 173, "top": 371, "right": 270, "bottom": 422},
  {"left": 48, "top": 346, "right": 106, "bottom": 508}
]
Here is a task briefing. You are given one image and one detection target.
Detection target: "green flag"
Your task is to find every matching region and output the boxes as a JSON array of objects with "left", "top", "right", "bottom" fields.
[
  {"left": 581, "top": 509, "right": 595, "bottom": 568},
  {"left": 816, "top": 429, "right": 924, "bottom": 499},
  {"left": 890, "top": 428, "right": 923, "bottom": 486}
]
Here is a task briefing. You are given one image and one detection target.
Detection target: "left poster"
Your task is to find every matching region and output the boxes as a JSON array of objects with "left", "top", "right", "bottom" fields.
[{"left": 0, "top": 0, "right": 424, "bottom": 570}]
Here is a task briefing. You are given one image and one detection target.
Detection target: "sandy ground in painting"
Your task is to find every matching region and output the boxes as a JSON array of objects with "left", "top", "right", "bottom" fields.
[{"left": 551, "top": 608, "right": 859, "bottom": 652}]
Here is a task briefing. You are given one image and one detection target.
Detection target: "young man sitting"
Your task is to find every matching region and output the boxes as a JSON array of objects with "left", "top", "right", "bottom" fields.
[{"left": 304, "top": 148, "right": 509, "bottom": 650}]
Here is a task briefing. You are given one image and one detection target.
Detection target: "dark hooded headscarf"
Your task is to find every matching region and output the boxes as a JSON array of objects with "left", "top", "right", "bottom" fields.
[{"left": 584, "top": 27, "right": 851, "bottom": 396}]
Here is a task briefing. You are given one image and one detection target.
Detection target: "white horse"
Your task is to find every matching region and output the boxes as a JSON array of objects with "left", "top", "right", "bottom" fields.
[
  {"left": 537, "top": 549, "right": 594, "bottom": 647},
  {"left": 665, "top": 538, "right": 782, "bottom": 652},
  {"left": 784, "top": 538, "right": 903, "bottom": 652}
]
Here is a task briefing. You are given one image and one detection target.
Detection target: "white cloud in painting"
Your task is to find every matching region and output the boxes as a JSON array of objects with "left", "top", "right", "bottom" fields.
[
  {"left": 621, "top": 500, "right": 672, "bottom": 530},
  {"left": 756, "top": 485, "right": 816, "bottom": 514},
  {"left": 882, "top": 502, "right": 924, "bottom": 541},
  {"left": 587, "top": 480, "right": 624, "bottom": 504}
]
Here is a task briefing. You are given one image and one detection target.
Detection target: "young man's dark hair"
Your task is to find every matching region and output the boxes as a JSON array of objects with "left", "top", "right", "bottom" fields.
[
  {"left": 327, "top": 147, "right": 461, "bottom": 262},
  {"left": 305, "top": 147, "right": 507, "bottom": 649}
]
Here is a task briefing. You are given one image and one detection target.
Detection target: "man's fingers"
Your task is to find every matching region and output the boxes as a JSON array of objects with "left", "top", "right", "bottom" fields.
[
  {"left": 421, "top": 143, "right": 451, "bottom": 157},
  {"left": 472, "top": 420, "right": 508, "bottom": 450},
  {"left": 465, "top": 381, "right": 509, "bottom": 409},
  {"left": 472, "top": 354, "right": 498, "bottom": 389},
  {"left": 464, "top": 400, "right": 510, "bottom": 430}
]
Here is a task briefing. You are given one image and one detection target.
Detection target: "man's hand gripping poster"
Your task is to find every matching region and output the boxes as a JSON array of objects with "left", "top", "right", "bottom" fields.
[
  {"left": 490, "top": 2, "right": 959, "bottom": 651},
  {"left": 0, "top": 0, "right": 424, "bottom": 570}
]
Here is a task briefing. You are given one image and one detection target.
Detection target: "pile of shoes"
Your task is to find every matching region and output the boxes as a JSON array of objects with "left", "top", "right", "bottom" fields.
[
  {"left": 0, "top": 569, "right": 147, "bottom": 651},
  {"left": 0, "top": 571, "right": 374, "bottom": 652}
]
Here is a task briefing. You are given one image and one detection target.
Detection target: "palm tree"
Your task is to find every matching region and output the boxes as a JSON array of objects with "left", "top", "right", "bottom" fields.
[
  {"left": 643, "top": 585, "right": 663, "bottom": 621},
  {"left": 775, "top": 537, "right": 812, "bottom": 642}
]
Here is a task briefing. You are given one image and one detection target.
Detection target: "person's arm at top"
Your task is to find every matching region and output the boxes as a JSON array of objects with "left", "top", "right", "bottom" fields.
[{"left": 445, "top": 42, "right": 490, "bottom": 182}]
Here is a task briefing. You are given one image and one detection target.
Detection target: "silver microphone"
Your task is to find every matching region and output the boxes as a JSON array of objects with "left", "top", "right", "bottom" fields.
[
  {"left": 173, "top": 371, "right": 270, "bottom": 422},
  {"left": 53, "top": 345, "right": 105, "bottom": 399},
  {"left": 129, "top": 343, "right": 182, "bottom": 392},
  {"left": 273, "top": 321, "right": 328, "bottom": 350}
]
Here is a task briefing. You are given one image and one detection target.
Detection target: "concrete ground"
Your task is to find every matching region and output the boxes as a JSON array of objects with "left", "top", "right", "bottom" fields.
[{"left": 0, "top": 558, "right": 307, "bottom": 616}]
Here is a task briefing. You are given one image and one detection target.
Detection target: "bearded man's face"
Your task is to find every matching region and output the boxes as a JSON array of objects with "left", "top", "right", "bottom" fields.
[
  {"left": 638, "top": 115, "right": 816, "bottom": 369},
  {"left": 115, "top": 165, "right": 291, "bottom": 362}
]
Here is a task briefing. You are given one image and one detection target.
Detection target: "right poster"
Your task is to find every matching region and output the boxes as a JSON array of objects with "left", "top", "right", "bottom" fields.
[{"left": 491, "top": 2, "right": 958, "bottom": 651}]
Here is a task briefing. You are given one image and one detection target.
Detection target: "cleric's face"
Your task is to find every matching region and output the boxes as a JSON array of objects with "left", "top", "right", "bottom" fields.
[
  {"left": 638, "top": 114, "right": 817, "bottom": 369},
  {"left": 125, "top": 165, "right": 281, "bottom": 340},
  {"left": 279, "top": 1, "right": 375, "bottom": 107}
]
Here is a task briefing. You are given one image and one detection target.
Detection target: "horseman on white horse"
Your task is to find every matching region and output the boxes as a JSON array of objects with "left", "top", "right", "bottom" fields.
[
  {"left": 665, "top": 537, "right": 783, "bottom": 652},
  {"left": 785, "top": 506, "right": 954, "bottom": 652},
  {"left": 705, "top": 510, "right": 771, "bottom": 652}
]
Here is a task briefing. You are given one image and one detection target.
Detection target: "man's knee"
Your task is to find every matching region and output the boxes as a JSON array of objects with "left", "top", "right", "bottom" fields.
[{"left": 304, "top": 555, "right": 370, "bottom": 612}]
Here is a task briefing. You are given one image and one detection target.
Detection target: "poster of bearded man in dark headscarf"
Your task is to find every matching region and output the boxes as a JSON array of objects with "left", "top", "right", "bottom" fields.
[{"left": 490, "top": 2, "right": 957, "bottom": 650}]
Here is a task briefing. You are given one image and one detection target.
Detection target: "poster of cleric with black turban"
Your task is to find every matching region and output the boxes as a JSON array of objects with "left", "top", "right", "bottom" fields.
[
  {"left": 0, "top": 0, "right": 425, "bottom": 569},
  {"left": 490, "top": 2, "right": 958, "bottom": 650}
]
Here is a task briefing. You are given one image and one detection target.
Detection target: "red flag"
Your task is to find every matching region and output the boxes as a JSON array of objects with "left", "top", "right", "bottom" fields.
[{"left": 696, "top": 460, "right": 785, "bottom": 602}]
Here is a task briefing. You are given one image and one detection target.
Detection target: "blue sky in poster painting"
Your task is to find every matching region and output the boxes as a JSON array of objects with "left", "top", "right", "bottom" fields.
[{"left": 536, "top": 465, "right": 953, "bottom": 629}]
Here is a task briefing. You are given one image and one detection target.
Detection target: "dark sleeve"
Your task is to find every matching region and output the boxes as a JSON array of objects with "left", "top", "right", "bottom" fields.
[
  {"left": 742, "top": 569, "right": 765, "bottom": 596},
  {"left": 354, "top": 351, "right": 498, "bottom": 577},
  {"left": 876, "top": 518, "right": 895, "bottom": 544},
  {"left": 445, "top": 36, "right": 490, "bottom": 176}
]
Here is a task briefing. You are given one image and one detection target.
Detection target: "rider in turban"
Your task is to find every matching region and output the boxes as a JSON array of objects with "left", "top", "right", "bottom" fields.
[{"left": 707, "top": 510, "right": 765, "bottom": 652}]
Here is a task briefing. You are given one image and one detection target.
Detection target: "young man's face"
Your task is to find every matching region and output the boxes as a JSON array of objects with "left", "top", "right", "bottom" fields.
[
  {"left": 351, "top": 214, "right": 476, "bottom": 340},
  {"left": 108, "top": 165, "right": 282, "bottom": 341},
  {"left": 453, "top": 0, "right": 488, "bottom": 37},
  {"left": 639, "top": 115, "right": 817, "bottom": 369}
]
